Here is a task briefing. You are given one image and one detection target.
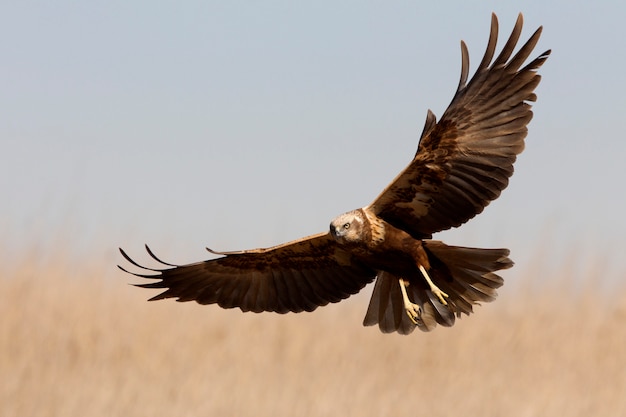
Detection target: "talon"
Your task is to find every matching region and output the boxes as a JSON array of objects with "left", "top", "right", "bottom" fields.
[
  {"left": 404, "top": 301, "right": 421, "bottom": 324},
  {"left": 432, "top": 287, "right": 449, "bottom": 305},
  {"left": 419, "top": 265, "right": 449, "bottom": 305},
  {"left": 398, "top": 278, "right": 422, "bottom": 324}
]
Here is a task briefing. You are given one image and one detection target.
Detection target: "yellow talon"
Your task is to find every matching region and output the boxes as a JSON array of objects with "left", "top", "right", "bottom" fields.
[
  {"left": 398, "top": 278, "right": 421, "bottom": 324},
  {"left": 419, "top": 265, "right": 449, "bottom": 305}
]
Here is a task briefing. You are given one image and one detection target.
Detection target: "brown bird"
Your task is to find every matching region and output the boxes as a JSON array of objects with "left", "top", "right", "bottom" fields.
[{"left": 119, "top": 13, "right": 550, "bottom": 335}]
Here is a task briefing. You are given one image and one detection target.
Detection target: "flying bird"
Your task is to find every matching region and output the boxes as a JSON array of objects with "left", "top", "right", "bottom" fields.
[{"left": 119, "top": 13, "right": 550, "bottom": 335}]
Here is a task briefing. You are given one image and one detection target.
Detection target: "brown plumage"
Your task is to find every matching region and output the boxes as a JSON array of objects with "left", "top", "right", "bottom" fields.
[{"left": 119, "top": 13, "right": 550, "bottom": 335}]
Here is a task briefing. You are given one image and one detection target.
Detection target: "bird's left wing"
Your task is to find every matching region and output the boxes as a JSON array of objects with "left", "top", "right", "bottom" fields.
[
  {"left": 367, "top": 14, "right": 550, "bottom": 238},
  {"left": 119, "top": 232, "right": 376, "bottom": 313}
]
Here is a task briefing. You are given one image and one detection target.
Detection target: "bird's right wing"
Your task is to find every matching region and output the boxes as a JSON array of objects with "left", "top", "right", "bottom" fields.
[{"left": 119, "top": 232, "right": 376, "bottom": 314}]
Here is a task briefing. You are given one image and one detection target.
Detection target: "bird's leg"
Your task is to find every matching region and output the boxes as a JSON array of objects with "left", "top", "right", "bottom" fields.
[
  {"left": 418, "top": 265, "right": 449, "bottom": 305},
  {"left": 398, "top": 278, "right": 421, "bottom": 324}
]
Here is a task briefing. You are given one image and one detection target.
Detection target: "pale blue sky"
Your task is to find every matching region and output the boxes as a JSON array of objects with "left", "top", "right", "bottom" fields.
[{"left": 2, "top": 1, "right": 625, "bottom": 285}]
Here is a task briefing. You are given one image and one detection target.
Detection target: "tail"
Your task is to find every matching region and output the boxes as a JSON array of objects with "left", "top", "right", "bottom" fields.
[{"left": 363, "top": 240, "right": 513, "bottom": 335}]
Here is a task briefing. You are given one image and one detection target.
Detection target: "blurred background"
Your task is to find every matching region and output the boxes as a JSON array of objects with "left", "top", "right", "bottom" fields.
[{"left": 1, "top": 1, "right": 625, "bottom": 416}]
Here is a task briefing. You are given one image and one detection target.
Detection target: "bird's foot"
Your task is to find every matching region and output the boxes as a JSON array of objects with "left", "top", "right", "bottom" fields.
[
  {"left": 398, "top": 278, "right": 422, "bottom": 325},
  {"left": 418, "top": 265, "right": 449, "bottom": 305},
  {"left": 432, "top": 287, "right": 449, "bottom": 305},
  {"left": 404, "top": 301, "right": 422, "bottom": 324}
]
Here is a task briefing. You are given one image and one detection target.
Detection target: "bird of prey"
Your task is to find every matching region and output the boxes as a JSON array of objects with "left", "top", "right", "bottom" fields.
[{"left": 120, "top": 13, "right": 550, "bottom": 335}]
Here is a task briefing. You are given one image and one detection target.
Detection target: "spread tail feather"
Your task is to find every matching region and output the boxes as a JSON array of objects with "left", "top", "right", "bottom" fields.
[{"left": 363, "top": 240, "right": 512, "bottom": 334}]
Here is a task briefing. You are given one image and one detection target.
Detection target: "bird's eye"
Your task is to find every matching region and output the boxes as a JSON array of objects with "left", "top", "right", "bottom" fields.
[{"left": 343, "top": 223, "right": 350, "bottom": 229}]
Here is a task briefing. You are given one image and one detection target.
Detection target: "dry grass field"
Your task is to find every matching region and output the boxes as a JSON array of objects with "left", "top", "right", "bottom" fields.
[{"left": 1, "top": 250, "right": 625, "bottom": 417}]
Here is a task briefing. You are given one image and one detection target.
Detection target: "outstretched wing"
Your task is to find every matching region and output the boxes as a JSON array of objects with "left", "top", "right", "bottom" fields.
[
  {"left": 367, "top": 13, "right": 551, "bottom": 238},
  {"left": 119, "top": 232, "right": 376, "bottom": 314}
]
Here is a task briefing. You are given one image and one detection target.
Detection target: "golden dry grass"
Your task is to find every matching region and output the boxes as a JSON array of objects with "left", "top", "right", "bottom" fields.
[{"left": 1, "top": 251, "right": 625, "bottom": 417}]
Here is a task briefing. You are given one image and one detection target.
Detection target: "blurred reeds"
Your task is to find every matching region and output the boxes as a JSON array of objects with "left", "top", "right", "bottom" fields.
[{"left": 1, "top": 249, "right": 625, "bottom": 417}]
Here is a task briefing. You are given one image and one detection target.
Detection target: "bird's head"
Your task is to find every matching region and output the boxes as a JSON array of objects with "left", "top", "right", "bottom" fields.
[{"left": 330, "top": 209, "right": 366, "bottom": 244}]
